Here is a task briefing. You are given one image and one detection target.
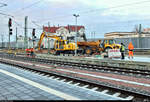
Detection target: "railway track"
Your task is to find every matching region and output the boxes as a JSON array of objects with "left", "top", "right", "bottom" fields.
[
  {"left": 1, "top": 53, "right": 150, "bottom": 79},
  {"left": 0, "top": 57, "right": 149, "bottom": 101},
  {"left": 0, "top": 53, "right": 150, "bottom": 101}
]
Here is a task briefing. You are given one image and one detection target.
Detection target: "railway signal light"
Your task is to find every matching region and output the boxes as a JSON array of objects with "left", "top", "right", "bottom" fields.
[
  {"left": 8, "top": 18, "right": 13, "bottom": 35},
  {"left": 8, "top": 18, "right": 12, "bottom": 27},
  {"left": 32, "top": 28, "right": 35, "bottom": 37},
  {"left": 9, "top": 28, "right": 12, "bottom": 35}
]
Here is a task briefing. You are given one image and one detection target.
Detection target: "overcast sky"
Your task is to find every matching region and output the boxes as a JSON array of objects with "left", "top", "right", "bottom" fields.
[{"left": 1, "top": 0, "right": 150, "bottom": 42}]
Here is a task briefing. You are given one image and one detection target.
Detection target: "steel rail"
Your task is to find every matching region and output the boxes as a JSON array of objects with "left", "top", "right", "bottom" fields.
[
  {"left": 0, "top": 57, "right": 149, "bottom": 101},
  {"left": 1, "top": 53, "right": 150, "bottom": 79}
]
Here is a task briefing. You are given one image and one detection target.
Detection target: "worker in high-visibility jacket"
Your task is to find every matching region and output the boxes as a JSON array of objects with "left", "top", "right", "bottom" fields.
[
  {"left": 120, "top": 43, "right": 125, "bottom": 59},
  {"left": 128, "top": 42, "right": 134, "bottom": 59}
]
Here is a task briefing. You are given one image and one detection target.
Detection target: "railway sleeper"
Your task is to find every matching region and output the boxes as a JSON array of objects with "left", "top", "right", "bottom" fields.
[
  {"left": 0, "top": 59, "right": 150, "bottom": 99},
  {"left": 3, "top": 55, "right": 150, "bottom": 78}
]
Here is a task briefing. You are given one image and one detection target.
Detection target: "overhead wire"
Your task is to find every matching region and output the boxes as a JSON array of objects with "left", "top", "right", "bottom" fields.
[
  {"left": 2, "top": 0, "right": 150, "bottom": 24},
  {"left": 79, "top": 0, "right": 150, "bottom": 14},
  {"left": 35, "top": 0, "right": 150, "bottom": 22},
  {"left": 13, "top": 20, "right": 43, "bottom": 30},
  {"left": 13, "top": 0, "right": 44, "bottom": 15},
  {"left": 7, "top": 0, "right": 150, "bottom": 30},
  {"left": 27, "top": 0, "right": 150, "bottom": 38},
  {"left": 21, "top": 0, "right": 43, "bottom": 10},
  {"left": 0, "top": 2, "right": 7, "bottom": 7},
  {"left": 0, "top": 12, "right": 13, "bottom": 17},
  {"left": 31, "top": 21, "right": 43, "bottom": 30},
  {"left": 11, "top": 0, "right": 45, "bottom": 30},
  {"left": 0, "top": 2, "right": 13, "bottom": 17},
  {"left": 0, "top": 0, "right": 44, "bottom": 30},
  {"left": 2, "top": 0, "right": 150, "bottom": 37}
]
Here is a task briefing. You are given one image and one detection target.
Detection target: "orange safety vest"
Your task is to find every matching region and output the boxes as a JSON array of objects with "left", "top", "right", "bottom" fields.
[
  {"left": 128, "top": 42, "right": 134, "bottom": 51},
  {"left": 128, "top": 42, "right": 134, "bottom": 57}
]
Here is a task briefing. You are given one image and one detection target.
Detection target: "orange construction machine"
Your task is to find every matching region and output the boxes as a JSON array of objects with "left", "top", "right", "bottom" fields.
[{"left": 77, "top": 39, "right": 121, "bottom": 55}]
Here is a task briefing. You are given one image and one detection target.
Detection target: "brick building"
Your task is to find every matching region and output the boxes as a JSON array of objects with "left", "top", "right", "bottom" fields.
[
  {"left": 43, "top": 25, "right": 85, "bottom": 40},
  {"left": 42, "top": 25, "right": 86, "bottom": 49}
]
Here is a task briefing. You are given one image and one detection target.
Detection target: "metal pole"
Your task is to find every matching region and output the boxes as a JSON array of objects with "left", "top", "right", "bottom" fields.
[
  {"left": 33, "top": 38, "right": 35, "bottom": 50},
  {"left": 24, "top": 16, "right": 28, "bottom": 50},
  {"left": 73, "top": 14, "right": 79, "bottom": 56},
  {"left": 43, "top": 25, "right": 44, "bottom": 32},
  {"left": 1, "top": 34, "right": 4, "bottom": 48},
  {"left": 8, "top": 27, "right": 10, "bottom": 50},
  {"left": 91, "top": 32, "right": 92, "bottom": 40},
  {"left": 32, "top": 33, "right": 34, "bottom": 49},
  {"left": 94, "top": 31, "right": 95, "bottom": 41},
  {"left": 93, "top": 31, "right": 95, "bottom": 41},
  {"left": 48, "top": 22, "right": 50, "bottom": 33},
  {"left": 48, "top": 38, "right": 50, "bottom": 54},
  {"left": 33, "top": 40, "right": 34, "bottom": 49},
  {"left": 48, "top": 22, "right": 50, "bottom": 54},
  {"left": 139, "top": 24, "right": 142, "bottom": 48},
  {"left": 16, "top": 27, "right": 18, "bottom": 49},
  {"left": 75, "top": 16, "right": 77, "bottom": 56}
]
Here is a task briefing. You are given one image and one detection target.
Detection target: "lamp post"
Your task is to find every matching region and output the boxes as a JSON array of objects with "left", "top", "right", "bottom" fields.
[{"left": 73, "top": 14, "right": 79, "bottom": 56}]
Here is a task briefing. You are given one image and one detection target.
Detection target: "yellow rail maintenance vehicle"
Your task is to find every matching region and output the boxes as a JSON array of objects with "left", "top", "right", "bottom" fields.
[{"left": 38, "top": 32, "right": 78, "bottom": 55}]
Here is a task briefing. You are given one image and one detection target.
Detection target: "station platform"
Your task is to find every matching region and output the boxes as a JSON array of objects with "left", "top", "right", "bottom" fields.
[
  {"left": 0, "top": 63, "right": 123, "bottom": 100},
  {"left": 113, "top": 55, "right": 150, "bottom": 62},
  {"left": 86, "top": 54, "right": 150, "bottom": 62},
  {"left": 35, "top": 54, "right": 150, "bottom": 72},
  {"left": 36, "top": 53, "right": 150, "bottom": 63}
]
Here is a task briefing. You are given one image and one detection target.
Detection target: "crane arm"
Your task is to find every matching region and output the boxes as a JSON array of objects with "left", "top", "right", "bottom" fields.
[
  {"left": 38, "top": 32, "right": 46, "bottom": 50},
  {"left": 47, "top": 35, "right": 61, "bottom": 40},
  {"left": 38, "top": 32, "right": 63, "bottom": 50}
]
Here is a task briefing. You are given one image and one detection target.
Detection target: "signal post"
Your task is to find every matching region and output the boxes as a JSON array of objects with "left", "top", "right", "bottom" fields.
[
  {"left": 8, "top": 18, "right": 12, "bottom": 50},
  {"left": 32, "top": 28, "right": 36, "bottom": 49}
]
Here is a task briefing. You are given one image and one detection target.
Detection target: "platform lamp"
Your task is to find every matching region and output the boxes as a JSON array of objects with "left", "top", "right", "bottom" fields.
[{"left": 73, "top": 14, "right": 79, "bottom": 56}]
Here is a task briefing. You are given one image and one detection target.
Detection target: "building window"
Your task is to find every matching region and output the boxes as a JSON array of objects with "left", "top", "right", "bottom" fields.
[{"left": 61, "top": 31, "right": 64, "bottom": 34}]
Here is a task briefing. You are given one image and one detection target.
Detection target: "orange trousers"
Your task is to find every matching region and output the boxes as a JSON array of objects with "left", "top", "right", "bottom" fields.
[{"left": 128, "top": 51, "right": 133, "bottom": 57}]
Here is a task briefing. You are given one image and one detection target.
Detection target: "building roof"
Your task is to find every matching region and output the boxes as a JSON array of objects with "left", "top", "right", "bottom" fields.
[
  {"left": 144, "top": 28, "right": 150, "bottom": 32},
  {"left": 64, "top": 25, "right": 85, "bottom": 32},
  {"left": 105, "top": 32, "right": 135, "bottom": 35},
  {"left": 105, "top": 32, "right": 150, "bottom": 35},
  {"left": 43, "top": 25, "right": 85, "bottom": 33},
  {"left": 43, "top": 26, "right": 59, "bottom": 33}
]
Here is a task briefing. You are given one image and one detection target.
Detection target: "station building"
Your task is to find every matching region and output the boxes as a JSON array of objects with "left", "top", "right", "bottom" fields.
[
  {"left": 104, "top": 32, "right": 150, "bottom": 39},
  {"left": 104, "top": 32, "right": 150, "bottom": 48}
]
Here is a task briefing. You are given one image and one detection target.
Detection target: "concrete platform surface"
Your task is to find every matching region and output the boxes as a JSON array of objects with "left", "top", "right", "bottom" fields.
[
  {"left": 113, "top": 56, "right": 150, "bottom": 62},
  {"left": 0, "top": 63, "right": 123, "bottom": 100}
]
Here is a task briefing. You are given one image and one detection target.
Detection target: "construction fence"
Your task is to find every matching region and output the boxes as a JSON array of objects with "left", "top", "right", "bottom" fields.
[
  {"left": 0, "top": 41, "right": 39, "bottom": 49},
  {"left": 1, "top": 37, "right": 150, "bottom": 49},
  {"left": 115, "top": 37, "right": 150, "bottom": 49}
]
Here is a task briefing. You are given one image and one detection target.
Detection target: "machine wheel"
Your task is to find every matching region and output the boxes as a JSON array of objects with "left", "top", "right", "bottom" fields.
[
  {"left": 104, "top": 47, "right": 112, "bottom": 53},
  {"left": 115, "top": 46, "right": 120, "bottom": 49},
  {"left": 81, "top": 49, "right": 85, "bottom": 55},
  {"left": 70, "top": 50, "right": 75, "bottom": 55},
  {"left": 77, "top": 48, "right": 85, "bottom": 55},
  {"left": 50, "top": 49, "right": 56, "bottom": 55},
  {"left": 55, "top": 51, "right": 60, "bottom": 55},
  {"left": 85, "top": 48, "right": 92, "bottom": 55}
]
